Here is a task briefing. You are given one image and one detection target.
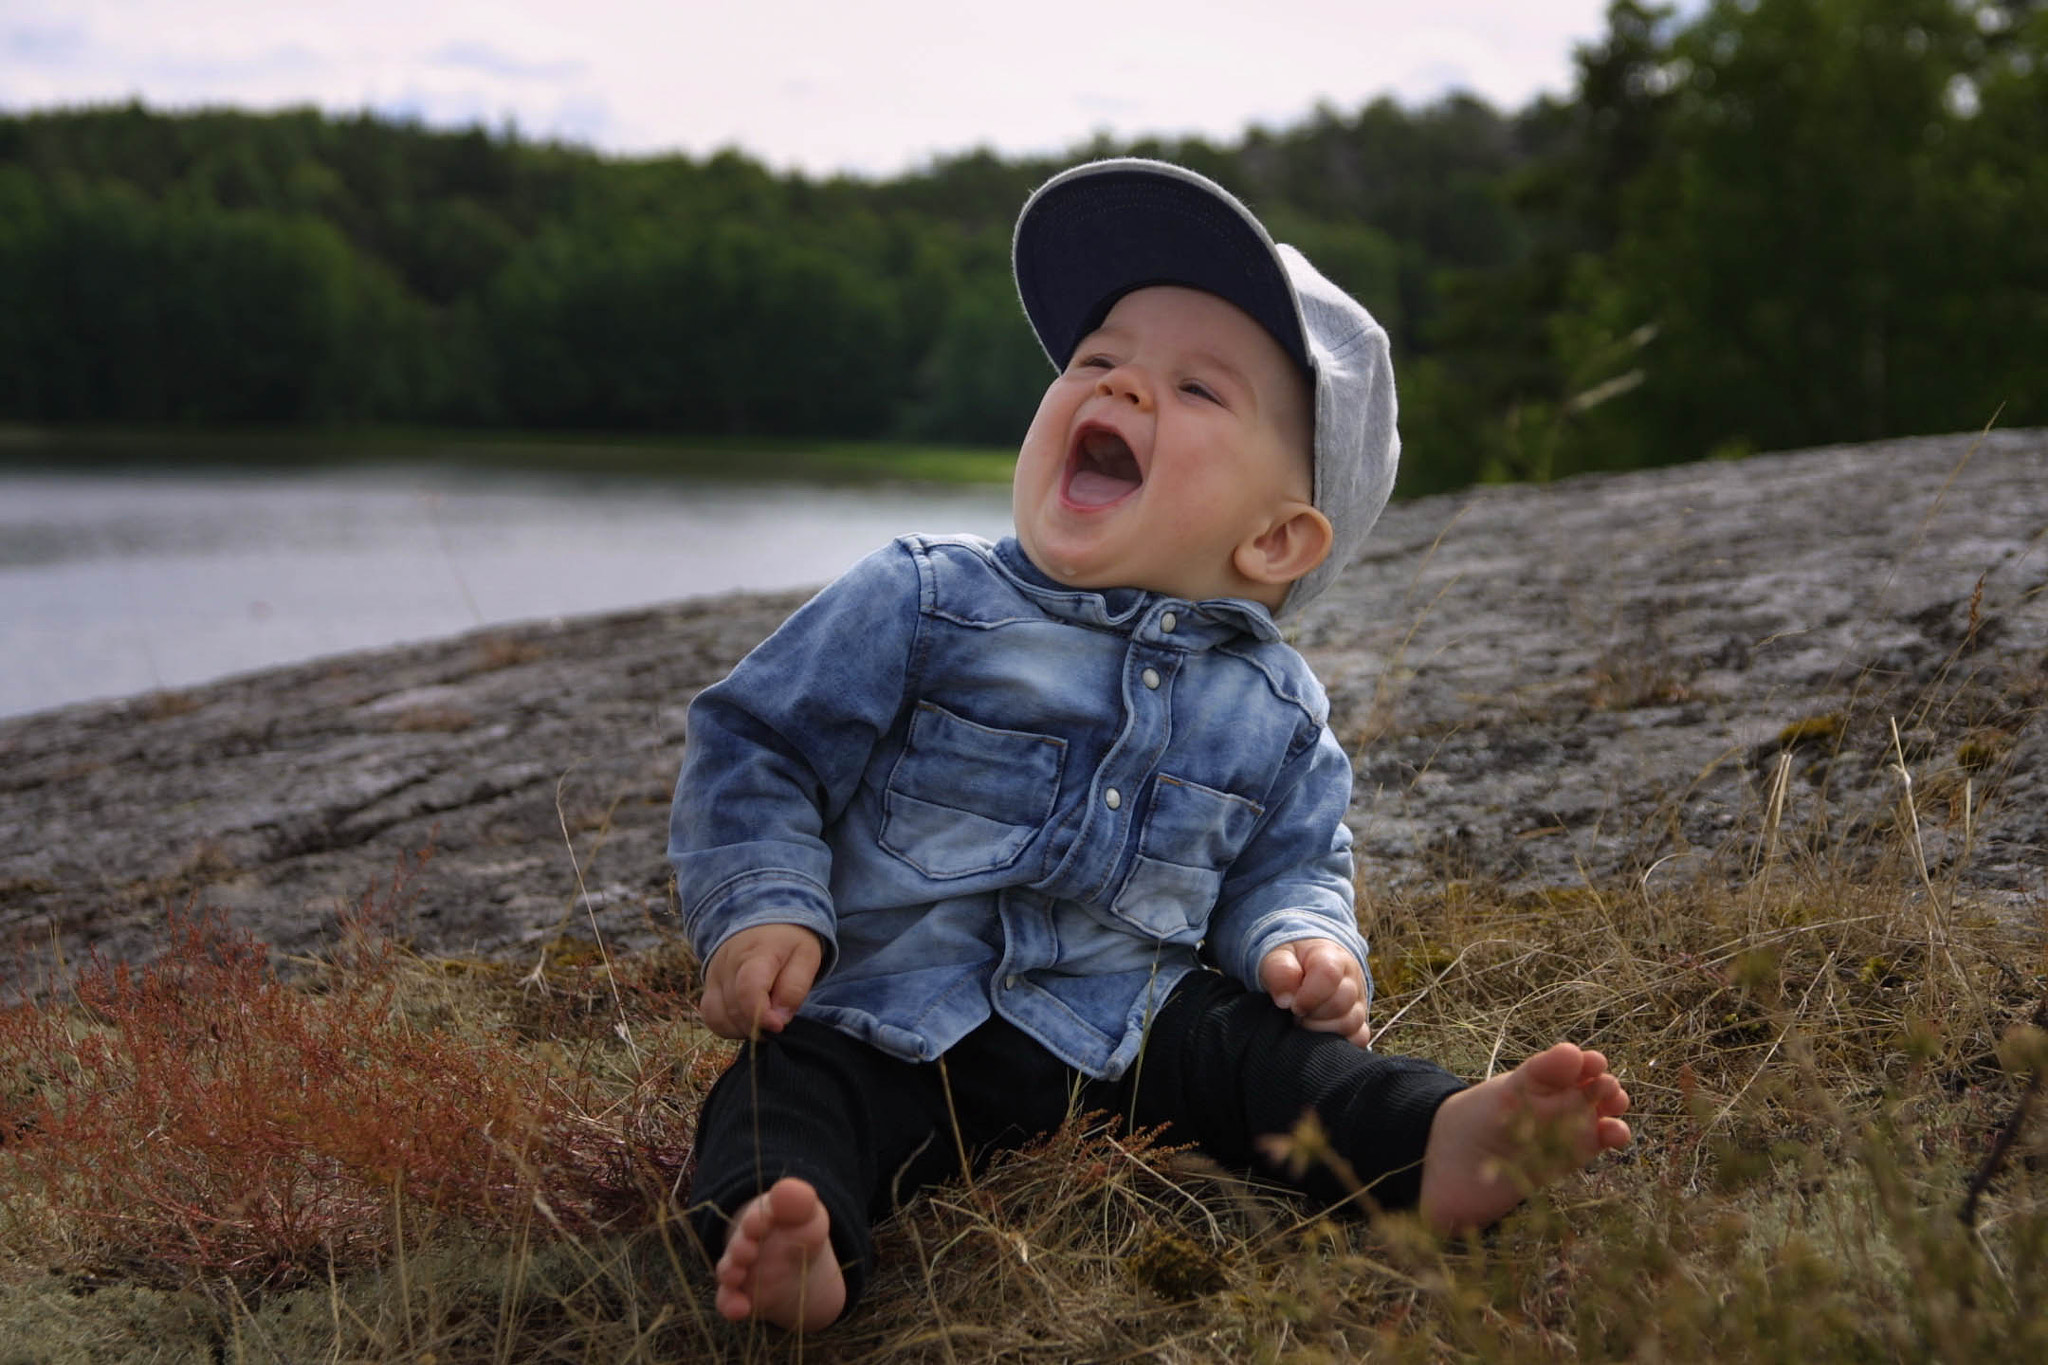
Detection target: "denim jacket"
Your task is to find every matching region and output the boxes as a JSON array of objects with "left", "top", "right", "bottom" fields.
[{"left": 668, "top": 534, "right": 1367, "bottom": 1079}]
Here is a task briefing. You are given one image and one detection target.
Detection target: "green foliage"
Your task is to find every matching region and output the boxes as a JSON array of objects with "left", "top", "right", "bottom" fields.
[
  {"left": 3, "top": 2, "right": 2044, "bottom": 481},
  {"left": 1550, "top": 0, "right": 2048, "bottom": 471},
  {"left": 0, "top": 171, "right": 416, "bottom": 422},
  {"left": 485, "top": 217, "right": 904, "bottom": 434},
  {"left": 896, "top": 261, "right": 1052, "bottom": 445}
]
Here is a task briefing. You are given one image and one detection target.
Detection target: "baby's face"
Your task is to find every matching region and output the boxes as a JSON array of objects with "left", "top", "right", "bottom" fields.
[{"left": 1012, "top": 285, "right": 1315, "bottom": 608}]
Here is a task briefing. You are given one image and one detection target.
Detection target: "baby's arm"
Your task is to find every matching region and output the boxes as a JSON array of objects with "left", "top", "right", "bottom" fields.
[
  {"left": 1259, "top": 937, "right": 1371, "bottom": 1046},
  {"left": 700, "top": 923, "right": 824, "bottom": 1039},
  {"left": 671, "top": 543, "right": 923, "bottom": 1011},
  {"left": 1206, "top": 724, "right": 1374, "bottom": 1028}
]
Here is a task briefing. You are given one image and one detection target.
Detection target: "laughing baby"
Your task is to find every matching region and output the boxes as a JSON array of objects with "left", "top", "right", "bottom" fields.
[{"left": 669, "top": 159, "right": 1631, "bottom": 1331}]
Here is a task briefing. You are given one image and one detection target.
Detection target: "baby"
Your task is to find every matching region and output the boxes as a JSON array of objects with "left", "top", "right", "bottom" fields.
[{"left": 669, "top": 159, "right": 1630, "bottom": 1331}]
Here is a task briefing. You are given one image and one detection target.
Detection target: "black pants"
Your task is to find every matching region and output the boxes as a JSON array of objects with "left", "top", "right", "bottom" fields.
[{"left": 685, "top": 969, "right": 1465, "bottom": 1313}]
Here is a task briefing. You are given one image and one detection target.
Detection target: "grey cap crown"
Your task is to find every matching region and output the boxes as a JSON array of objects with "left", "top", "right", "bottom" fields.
[{"left": 1013, "top": 158, "right": 1399, "bottom": 616}]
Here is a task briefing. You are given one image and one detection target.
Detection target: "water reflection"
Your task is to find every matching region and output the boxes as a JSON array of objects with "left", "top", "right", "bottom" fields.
[{"left": 0, "top": 469, "right": 1014, "bottom": 717}]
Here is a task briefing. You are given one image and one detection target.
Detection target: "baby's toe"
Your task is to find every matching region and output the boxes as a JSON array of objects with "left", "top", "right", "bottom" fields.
[
  {"left": 765, "top": 1177, "right": 818, "bottom": 1226},
  {"left": 1587, "top": 1073, "right": 1629, "bottom": 1114},
  {"left": 1521, "top": 1042, "right": 1589, "bottom": 1092}
]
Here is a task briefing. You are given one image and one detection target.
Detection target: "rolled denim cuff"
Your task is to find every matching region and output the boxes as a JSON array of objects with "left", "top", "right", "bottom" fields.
[
  {"left": 687, "top": 869, "right": 839, "bottom": 976},
  {"left": 1228, "top": 910, "right": 1372, "bottom": 1005}
]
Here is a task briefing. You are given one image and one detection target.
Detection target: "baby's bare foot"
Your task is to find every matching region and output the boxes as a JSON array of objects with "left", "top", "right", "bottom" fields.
[
  {"left": 1417, "top": 1042, "right": 1631, "bottom": 1234},
  {"left": 715, "top": 1177, "right": 845, "bottom": 1331}
]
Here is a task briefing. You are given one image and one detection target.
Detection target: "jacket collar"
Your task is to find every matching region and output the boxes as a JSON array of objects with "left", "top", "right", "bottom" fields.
[{"left": 989, "top": 537, "right": 1282, "bottom": 646}]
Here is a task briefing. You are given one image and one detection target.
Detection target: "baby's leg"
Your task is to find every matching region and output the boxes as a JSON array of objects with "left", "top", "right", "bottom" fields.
[
  {"left": 1417, "top": 1042, "right": 1631, "bottom": 1234},
  {"left": 715, "top": 1177, "right": 845, "bottom": 1331},
  {"left": 688, "top": 1019, "right": 956, "bottom": 1329},
  {"left": 1109, "top": 971, "right": 1470, "bottom": 1211}
]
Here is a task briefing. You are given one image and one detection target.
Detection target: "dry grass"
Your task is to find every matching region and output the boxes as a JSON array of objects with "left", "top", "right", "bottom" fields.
[{"left": 2, "top": 748, "right": 2044, "bottom": 1361}]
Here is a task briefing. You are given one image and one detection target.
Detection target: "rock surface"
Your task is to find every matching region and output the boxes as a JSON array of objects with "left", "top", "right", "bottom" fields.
[{"left": 4, "top": 431, "right": 2045, "bottom": 990}]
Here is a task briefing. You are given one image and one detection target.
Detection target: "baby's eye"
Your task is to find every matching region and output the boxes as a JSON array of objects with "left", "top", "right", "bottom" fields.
[
  {"left": 1180, "top": 380, "right": 1221, "bottom": 404},
  {"left": 1073, "top": 354, "right": 1115, "bottom": 371}
]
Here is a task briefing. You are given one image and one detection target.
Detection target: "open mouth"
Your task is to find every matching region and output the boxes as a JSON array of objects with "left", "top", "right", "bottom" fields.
[{"left": 1063, "top": 426, "right": 1143, "bottom": 507}]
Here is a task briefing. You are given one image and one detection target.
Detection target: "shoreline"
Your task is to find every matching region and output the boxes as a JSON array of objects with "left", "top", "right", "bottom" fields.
[
  {"left": 0, "top": 423, "right": 1019, "bottom": 487},
  {"left": 3, "top": 430, "right": 2043, "bottom": 989}
]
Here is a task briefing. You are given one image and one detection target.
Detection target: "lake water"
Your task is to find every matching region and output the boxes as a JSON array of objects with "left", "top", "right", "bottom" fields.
[{"left": 0, "top": 469, "right": 1014, "bottom": 718}]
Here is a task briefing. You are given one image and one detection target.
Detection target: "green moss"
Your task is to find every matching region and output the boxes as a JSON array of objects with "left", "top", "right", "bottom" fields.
[
  {"left": 1956, "top": 729, "right": 2013, "bottom": 771},
  {"left": 1777, "top": 712, "right": 1848, "bottom": 748},
  {"left": 1130, "top": 1230, "right": 1231, "bottom": 1301},
  {"left": 0, "top": 1278, "right": 223, "bottom": 1365}
]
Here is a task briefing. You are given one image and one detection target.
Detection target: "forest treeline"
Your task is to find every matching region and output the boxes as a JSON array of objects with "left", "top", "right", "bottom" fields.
[{"left": 2, "top": 0, "right": 2043, "bottom": 493}]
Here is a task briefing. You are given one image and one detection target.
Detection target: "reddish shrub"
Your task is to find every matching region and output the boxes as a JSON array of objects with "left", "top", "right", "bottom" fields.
[{"left": 0, "top": 909, "right": 655, "bottom": 1289}]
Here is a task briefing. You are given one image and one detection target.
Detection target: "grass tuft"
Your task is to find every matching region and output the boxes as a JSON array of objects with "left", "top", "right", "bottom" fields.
[
  {"left": 2, "top": 724, "right": 2044, "bottom": 1359},
  {"left": 0, "top": 886, "right": 715, "bottom": 1305}
]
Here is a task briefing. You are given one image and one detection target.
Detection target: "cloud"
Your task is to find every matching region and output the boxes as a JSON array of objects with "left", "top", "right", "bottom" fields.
[
  {"left": 366, "top": 85, "right": 613, "bottom": 149},
  {"left": 136, "top": 43, "right": 328, "bottom": 89},
  {"left": 1, "top": 0, "right": 1619, "bottom": 176},
  {"left": 1394, "top": 59, "right": 1482, "bottom": 105},
  {"left": 7, "top": 23, "right": 88, "bottom": 64},
  {"left": 541, "top": 92, "right": 615, "bottom": 147},
  {"left": 429, "top": 41, "right": 584, "bottom": 83},
  {"left": 1072, "top": 92, "right": 1141, "bottom": 119},
  {"left": 371, "top": 85, "right": 503, "bottom": 133}
]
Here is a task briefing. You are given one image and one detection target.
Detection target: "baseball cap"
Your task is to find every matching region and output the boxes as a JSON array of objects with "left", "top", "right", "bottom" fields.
[{"left": 1012, "top": 158, "right": 1399, "bottom": 615}]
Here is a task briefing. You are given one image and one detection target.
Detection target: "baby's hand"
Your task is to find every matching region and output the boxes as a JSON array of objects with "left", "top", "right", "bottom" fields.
[
  {"left": 1259, "top": 938, "right": 1371, "bottom": 1047},
  {"left": 700, "top": 923, "right": 823, "bottom": 1040}
]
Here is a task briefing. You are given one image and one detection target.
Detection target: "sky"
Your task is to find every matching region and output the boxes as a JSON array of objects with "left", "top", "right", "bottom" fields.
[{"left": 2, "top": 0, "right": 1619, "bottom": 177}]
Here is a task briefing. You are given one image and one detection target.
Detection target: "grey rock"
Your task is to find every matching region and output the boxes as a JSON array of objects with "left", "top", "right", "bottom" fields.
[
  {"left": 3, "top": 431, "right": 2044, "bottom": 990},
  {"left": 1308, "top": 429, "right": 2048, "bottom": 920}
]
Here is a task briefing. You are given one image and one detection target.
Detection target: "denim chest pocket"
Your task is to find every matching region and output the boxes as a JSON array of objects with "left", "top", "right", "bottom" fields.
[
  {"left": 1110, "top": 775, "right": 1265, "bottom": 938},
  {"left": 879, "top": 701, "right": 1067, "bottom": 880}
]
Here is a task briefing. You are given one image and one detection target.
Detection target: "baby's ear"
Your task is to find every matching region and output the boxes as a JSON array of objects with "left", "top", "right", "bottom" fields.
[{"left": 1235, "top": 503, "right": 1333, "bottom": 592}]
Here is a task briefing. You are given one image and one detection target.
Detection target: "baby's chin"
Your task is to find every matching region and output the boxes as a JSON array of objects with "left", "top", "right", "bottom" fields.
[
  {"left": 1011, "top": 534, "right": 1094, "bottom": 590},
  {"left": 1013, "top": 534, "right": 1121, "bottom": 592},
  {"left": 1015, "top": 537, "right": 1255, "bottom": 605}
]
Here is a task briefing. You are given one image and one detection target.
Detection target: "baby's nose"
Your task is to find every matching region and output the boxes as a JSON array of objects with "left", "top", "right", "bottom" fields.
[{"left": 1097, "top": 367, "right": 1151, "bottom": 407}]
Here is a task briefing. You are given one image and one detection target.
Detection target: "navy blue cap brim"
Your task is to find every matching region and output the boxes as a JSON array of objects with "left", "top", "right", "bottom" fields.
[{"left": 1013, "top": 162, "right": 1311, "bottom": 377}]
